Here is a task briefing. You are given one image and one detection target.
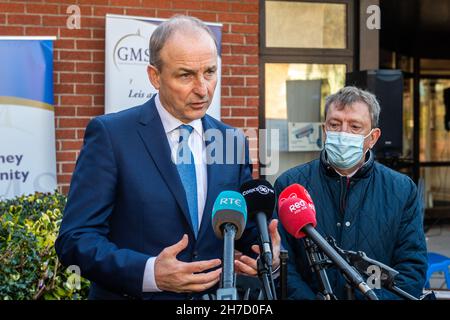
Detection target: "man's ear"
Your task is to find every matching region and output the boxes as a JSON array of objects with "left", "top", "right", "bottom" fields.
[
  {"left": 147, "top": 64, "right": 160, "bottom": 90},
  {"left": 368, "top": 128, "right": 381, "bottom": 149}
]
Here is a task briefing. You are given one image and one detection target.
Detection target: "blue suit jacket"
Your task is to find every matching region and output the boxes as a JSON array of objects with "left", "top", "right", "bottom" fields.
[{"left": 55, "top": 96, "right": 256, "bottom": 299}]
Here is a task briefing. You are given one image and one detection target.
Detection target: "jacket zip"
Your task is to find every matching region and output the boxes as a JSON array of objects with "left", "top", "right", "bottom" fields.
[{"left": 337, "top": 176, "right": 351, "bottom": 244}]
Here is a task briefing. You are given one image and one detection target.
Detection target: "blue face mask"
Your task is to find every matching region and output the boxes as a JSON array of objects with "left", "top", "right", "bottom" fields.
[{"left": 324, "top": 130, "right": 373, "bottom": 170}]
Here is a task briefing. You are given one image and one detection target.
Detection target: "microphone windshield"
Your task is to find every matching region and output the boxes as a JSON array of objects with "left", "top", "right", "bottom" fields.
[
  {"left": 212, "top": 191, "right": 247, "bottom": 240},
  {"left": 240, "top": 179, "right": 275, "bottom": 220},
  {"left": 278, "top": 183, "right": 314, "bottom": 207},
  {"left": 278, "top": 184, "right": 317, "bottom": 239}
]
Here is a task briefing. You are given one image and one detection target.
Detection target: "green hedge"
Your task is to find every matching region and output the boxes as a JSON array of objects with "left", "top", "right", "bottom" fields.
[{"left": 0, "top": 192, "right": 89, "bottom": 300}]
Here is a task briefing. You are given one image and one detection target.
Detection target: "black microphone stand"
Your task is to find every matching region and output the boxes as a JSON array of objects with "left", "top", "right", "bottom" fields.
[
  {"left": 327, "top": 237, "right": 419, "bottom": 300},
  {"left": 303, "top": 238, "right": 337, "bottom": 300},
  {"left": 254, "top": 212, "right": 277, "bottom": 300},
  {"left": 280, "top": 249, "right": 288, "bottom": 300},
  {"left": 300, "top": 228, "right": 378, "bottom": 300},
  {"left": 216, "top": 223, "right": 239, "bottom": 300},
  {"left": 256, "top": 255, "right": 276, "bottom": 300}
]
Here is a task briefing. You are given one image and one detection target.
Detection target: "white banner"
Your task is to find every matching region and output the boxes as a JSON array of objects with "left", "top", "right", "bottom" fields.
[
  {"left": 105, "top": 14, "right": 222, "bottom": 119},
  {"left": 0, "top": 38, "right": 57, "bottom": 199}
]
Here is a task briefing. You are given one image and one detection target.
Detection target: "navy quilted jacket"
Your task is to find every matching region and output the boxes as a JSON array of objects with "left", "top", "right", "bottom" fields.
[{"left": 274, "top": 150, "right": 427, "bottom": 300}]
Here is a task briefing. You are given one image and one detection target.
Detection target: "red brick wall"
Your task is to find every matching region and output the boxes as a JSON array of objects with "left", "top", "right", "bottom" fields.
[{"left": 0, "top": 0, "right": 260, "bottom": 194}]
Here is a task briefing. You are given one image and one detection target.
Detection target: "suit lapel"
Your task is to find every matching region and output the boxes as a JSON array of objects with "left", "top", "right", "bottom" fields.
[{"left": 136, "top": 97, "right": 195, "bottom": 234}]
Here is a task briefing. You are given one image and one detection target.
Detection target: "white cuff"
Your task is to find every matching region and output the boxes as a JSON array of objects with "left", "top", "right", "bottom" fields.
[{"left": 142, "top": 257, "right": 163, "bottom": 292}]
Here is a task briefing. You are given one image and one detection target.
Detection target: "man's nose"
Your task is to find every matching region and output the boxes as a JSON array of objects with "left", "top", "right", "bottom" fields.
[
  {"left": 341, "top": 123, "right": 350, "bottom": 133},
  {"left": 193, "top": 76, "right": 207, "bottom": 97}
]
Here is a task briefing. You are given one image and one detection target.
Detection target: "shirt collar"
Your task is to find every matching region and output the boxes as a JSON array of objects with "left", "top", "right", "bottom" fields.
[
  {"left": 155, "top": 94, "right": 203, "bottom": 137},
  {"left": 336, "top": 167, "right": 359, "bottom": 178}
]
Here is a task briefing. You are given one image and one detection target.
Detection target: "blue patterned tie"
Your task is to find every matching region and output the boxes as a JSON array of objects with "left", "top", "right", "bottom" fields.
[{"left": 176, "top": 124, "right": 199, "bottom": 237}]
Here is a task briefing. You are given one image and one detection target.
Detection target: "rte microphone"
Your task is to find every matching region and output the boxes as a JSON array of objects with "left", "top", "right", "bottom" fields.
[
  {"left": 240, "top": 179, "right": 275, "bottom": 271},
  {"left": 212, "top": 191, "right": 247, "bottom": 300},
  {"left": 278, "top": 184, "right": 379, "bottom": 300}
]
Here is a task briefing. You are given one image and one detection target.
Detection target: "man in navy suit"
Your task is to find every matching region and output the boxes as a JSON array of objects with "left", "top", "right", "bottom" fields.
[{"left": 56, "top": 15, "right": 280, "bottom": 300}]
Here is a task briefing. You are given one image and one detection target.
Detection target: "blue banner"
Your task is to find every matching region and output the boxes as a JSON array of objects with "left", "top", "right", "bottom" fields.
[
  {"left": 0, "top": 39, "right": 53, "bottom": 105},
  {"left": 0, "top": 38, "right": 56, "bottom": 199}
]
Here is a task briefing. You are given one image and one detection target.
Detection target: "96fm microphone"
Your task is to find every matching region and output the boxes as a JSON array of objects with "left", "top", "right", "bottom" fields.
[{"left": 240, "top": 179, "right": 277, "bottom": 300}]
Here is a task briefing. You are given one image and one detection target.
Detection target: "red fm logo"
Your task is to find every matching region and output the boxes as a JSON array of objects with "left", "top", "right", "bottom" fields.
[
  {"left": 288, "top": 199, "right": 307, "bottom": 213},
  {"left": 288, "top": 200, "right": 316, "bottom": 213}
]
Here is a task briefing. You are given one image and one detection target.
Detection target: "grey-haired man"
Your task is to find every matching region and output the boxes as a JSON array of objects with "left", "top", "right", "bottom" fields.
[{"left": 275, "top": 86, "right": 427, "bottom": 300}]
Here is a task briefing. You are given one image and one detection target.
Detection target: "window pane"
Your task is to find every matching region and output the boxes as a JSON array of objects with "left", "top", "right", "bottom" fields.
[
  {"left": 420, "top": 79, "right": 450, "bottom": 162},
  {"left": 265, "top": 1, "right": 347, "bottom": 49},
  {"left": 265, "top": 63, "right": 346, "bottom": 119},
  {"left": 419, "top": 79, "right": 450, "bottom": 210},
  {"left": 263, "top": 63, "right": 346, "bottom": 184},
  {"left": 421, "top": 167, "right": 450, "bottom": 210},
  {"left": 403, "top": 78, "right": 414, "bottom": 158}
]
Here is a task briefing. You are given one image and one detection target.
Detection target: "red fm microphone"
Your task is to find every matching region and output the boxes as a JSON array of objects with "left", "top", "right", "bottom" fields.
[
  {"left": 278, "top": 184, "right": 379, "bottom": 300},
  {"left": 278, "top": 184, "right": 317, "bottom": 238}
]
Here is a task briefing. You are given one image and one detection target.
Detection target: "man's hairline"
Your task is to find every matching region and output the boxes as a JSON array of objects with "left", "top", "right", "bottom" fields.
[
  {"left": 325, "top": 101, "right": 373, "bottom": 127},
  {"left": 151, "top": 28, "right": 218, "bottom": 72}
]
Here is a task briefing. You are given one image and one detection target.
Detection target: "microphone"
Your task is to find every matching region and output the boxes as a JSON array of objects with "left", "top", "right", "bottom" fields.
[
  {"left": 212, "top": 190, "right": 247, "bottom": 240},
  {"left": 212, "top": 191, "right": 247, "bottom": 300},
  {"left": 240, "top": 179, "right": 275, "bottom": 271},
  {"left": 278, "top": 184, "right": 379, "bottom": 300},
  {"left": 278, "top": 183, "right": 317, "bottom": 239}
]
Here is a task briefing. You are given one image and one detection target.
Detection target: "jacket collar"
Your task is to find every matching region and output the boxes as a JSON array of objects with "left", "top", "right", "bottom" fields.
[{"left": 320, "top": 149, "right": 374, "bottom": 180}]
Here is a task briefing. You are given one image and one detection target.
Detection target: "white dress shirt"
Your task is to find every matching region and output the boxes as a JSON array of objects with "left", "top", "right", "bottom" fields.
[{"left": 143, "top": 94, "right": 208, "bottom": 292}]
